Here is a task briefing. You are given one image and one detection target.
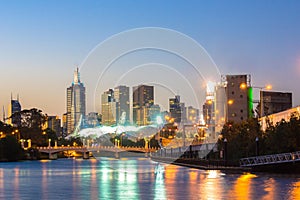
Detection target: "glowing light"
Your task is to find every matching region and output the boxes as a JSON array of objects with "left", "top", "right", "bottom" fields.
[
  {"left": 265, "top": 84, "right": 272, "bottom": 90},
  {"left": 240, "top": 83, "right": 247, "bottom": 90},
  {"left": 228, "top": 99, "right": 234, "bottom": 105}
]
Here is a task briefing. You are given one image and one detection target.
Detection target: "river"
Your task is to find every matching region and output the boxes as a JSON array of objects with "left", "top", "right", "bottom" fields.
[{"left": 0, "top": 158, "right": 299, "bottom": 199}]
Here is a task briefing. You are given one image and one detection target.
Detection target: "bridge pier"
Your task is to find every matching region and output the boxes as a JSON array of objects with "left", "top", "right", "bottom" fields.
[
  {"left": 83, "top": 151, "right": 89, "bottom": 159},
  {"left": 49, "top": 152, "right": 58, "bottom": 160},
  {"left": 115, "top": 152, "right": 119, "bottom": 159}
]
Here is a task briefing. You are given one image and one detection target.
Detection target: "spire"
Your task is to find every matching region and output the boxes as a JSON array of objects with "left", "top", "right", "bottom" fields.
[
  {"left": 2, "top": 106, "right": 5, "bottom": 122},
  {"left": 17, "top": 94, "right": 19, "bottom": 101},
  {"left": 73, "top": 67, "right": 81, "bottom": 84}
]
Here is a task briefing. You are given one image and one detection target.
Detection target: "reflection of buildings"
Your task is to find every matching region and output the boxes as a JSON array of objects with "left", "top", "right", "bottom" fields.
[
  {"left": 225, "top": 75, "right": 251, "bottom": 122},
  {"left": 260, "top": 91, "right": 292, "bottom": 117},
  {"left": 169, "top": 95, "right": 182, "bottom": 123},
  {"left": 114, "top": 86, "right": 130, "bottom": 124},
  {"left": 66, "top": 68, "right": 86, "bottom": 135},
  {"left": 101, "top": 89, "right": 117, "bottom": 126},
  {"left": 133, "top": 85, "right": 154, "bottom": 125},
  {"left": 8, "top": 95, "right": 22, "bottom": 127}
]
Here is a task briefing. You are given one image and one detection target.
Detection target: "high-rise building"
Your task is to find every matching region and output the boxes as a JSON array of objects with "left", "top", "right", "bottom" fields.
[
  {"left": 66, "top": 68, "right": 86, "bottom": 135},
  {"left": 62, "top": 113, "right": 67, "bottom": 137},
  {"left": 260, "top": 91, "right": 292, "bottom": 117},
  {"left": 133, "top": 85, "right": 154, "bottom": 125},
  {"left": 114, "top": 86, "right": 130, "bottom": 124},
  {"left": 225, "top": 74, "right": 251, "bottom": 122},
  {"left": 187, "top": 106, "right": 199, "bottom": 124},
  {"left": 8, "top": 94, "right": 21, "bottom": 127},
  {"left": 101, "top": 89, "right": 117, "bottom": 126},
  {"left": 45, "top": 116, "right": 61, "bottom": 137},
  {"left": 169, "top": 95, "right": 182, "bottom": 123},
  {"left": 86, "top": 112, "right": 100, "bottom": 127}
]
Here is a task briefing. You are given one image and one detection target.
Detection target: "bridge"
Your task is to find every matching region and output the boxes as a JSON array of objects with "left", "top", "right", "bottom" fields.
[
  {"left": 240, "top": 151, "right": 300, "bottom": 172},
  {"left": 37, "top": 146, "right": 159, "bottom": 159}
]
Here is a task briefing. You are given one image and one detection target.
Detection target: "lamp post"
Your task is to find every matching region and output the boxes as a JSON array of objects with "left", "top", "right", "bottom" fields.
[
  {"left": 255, "top": 137, "right": 259, "bottom": 156},
  {"left": 48, "top": 139, "right": 51, "bottom": 147},
  {"left": 223, "top": 138, "right": 227, "bottom": 166}
]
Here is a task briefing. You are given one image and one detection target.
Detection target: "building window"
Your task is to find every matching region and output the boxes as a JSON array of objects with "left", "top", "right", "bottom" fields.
[
  {"left": 240, "top": 109, "right": 243, "bottom": 113},
  {"left": 232, "top": 91, "right": 235, "bottom": 95},
  {"left": 240, "top": 95, "right": 243, "bottom": 98},
  {"left": 241, "top": 117, "right": 244, "bottom": 120}
]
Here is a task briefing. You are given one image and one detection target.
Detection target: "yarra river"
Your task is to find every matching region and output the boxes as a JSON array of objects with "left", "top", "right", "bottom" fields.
[{"left": 0, "top": 158, "right": 300, "bottom": 200}]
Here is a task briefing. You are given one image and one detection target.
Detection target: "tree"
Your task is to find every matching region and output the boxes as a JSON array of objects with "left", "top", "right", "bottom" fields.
[{"left": 0, "top": 135, "right": 24, "bottom": 161}]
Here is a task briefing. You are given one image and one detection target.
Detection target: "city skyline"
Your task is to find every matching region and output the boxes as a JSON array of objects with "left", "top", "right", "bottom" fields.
[{"left": 1, "top": 1, "right": 300, "bottom": 118}]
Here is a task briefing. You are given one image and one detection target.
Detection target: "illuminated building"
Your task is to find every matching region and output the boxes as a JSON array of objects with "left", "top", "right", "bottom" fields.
[
  {"left": 7, "top": 94, "right": 21, "bottom": 127},
  {"left": 260, "top": 106, "right": 300, "bottom": 131},
  {"left": 224, "top": 74, "right": 252, "bottom": 122},
  {"left": 66, "top": 68, "right": 86, "bottom": 135},
  {"left": 260, "top": 91, "right": 292, "bottom": 117},
  {"left": 86, "top": 112, "right": 100, "bottom": 127},
  {"left": 101, "top": 89, "right": 117, "bottom": 126},
  {"left": 133, "top": 85, "right": 154, "bottom": 125},
  {"left": 45, "top": 116, "right": 61, "bottom": 137},
  {"left": 187, "top": 106, "right": 199, "bottom": 124},
  {"left": 114, "top": 85, "right": 130, "bottom": 124},
  {"left": 169, "top": 95, "right": 182, "bottom": 123}
]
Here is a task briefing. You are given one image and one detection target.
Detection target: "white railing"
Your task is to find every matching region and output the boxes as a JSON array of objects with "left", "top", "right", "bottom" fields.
[{"left": 240, "top": 151, "right": 300, "bottom": 167}]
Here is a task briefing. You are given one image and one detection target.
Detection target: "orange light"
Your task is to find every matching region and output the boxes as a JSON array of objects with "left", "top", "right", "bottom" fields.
[
  {"left": 265, "top": 85, "right": 272, "bottom": 90},
  {"left": 240, "top": 83, "right": 247, "bottom": 90},
  {"left": 228, "top": 99, "right": 234, "bottom": 105}
]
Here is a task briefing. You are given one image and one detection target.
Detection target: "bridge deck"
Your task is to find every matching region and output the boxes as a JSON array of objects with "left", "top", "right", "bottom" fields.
[{"left": 240, "top": 151, "right": 300, "bottom": 167}]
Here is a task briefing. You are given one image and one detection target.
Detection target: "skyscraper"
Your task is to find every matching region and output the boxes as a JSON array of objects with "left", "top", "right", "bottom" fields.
[
  {"left": 114, "top": 85, "right": 130, "bottom": 124},
  {"left": 133, "top": 85, "right": 154, "bottom": 125},
  {"left": 101, "top": 89, "right": 117, "bottom": 126},
  {"left": 66, "top": 68, "right": 86, "bottom": 135},
  {"left": 8, "top": 94, "right": 21, "bottom": 127},
  {"left": 169, "top": 95, "right": 182, "bottom": 123}
]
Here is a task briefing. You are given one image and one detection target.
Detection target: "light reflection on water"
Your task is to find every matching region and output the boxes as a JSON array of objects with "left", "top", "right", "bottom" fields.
[{"left": 0, "top": 159, "right": 300, "bottom": 199}]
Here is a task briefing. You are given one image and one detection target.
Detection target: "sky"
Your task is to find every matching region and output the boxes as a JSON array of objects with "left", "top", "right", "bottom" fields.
[{"left": 1, "top": 0, "right": 300, "bottom": 118}]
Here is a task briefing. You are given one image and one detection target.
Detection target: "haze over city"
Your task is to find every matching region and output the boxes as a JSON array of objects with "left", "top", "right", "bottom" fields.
[{"left": 1, "top": 1, "right": 300, "bottom": 118}]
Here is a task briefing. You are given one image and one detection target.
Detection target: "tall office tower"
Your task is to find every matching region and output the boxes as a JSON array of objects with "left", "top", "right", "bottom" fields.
[
  {"left": 187, "top": 106, "right": 199, "bottom": 124},
  {"left": 133, "top": 85, "right": 154, "bottom": 125},
  {"left": 66, "top": 68, "right": 86, "bottom": 135},
  {"left": 169, "top": 95, "right": 182, "bottom": 123},
  {"left": 45, "top": 116, "right": 61, "bottom": 137},
  {"left": 214, "top": 82, "right": 227, "bottom": 134},
  {"left": 62, "top": 113, "right": 67, "bottom": 137},
  {"left": 114, "top": 86, "right": 130, "bottom": 124},
  {"left": 260, "top": 91, "right": 292, "bottom": 117},
  {"left": 8, "top": 94, "right": 22, "bottom": 127},
  {"left": 180, "top": 102, "right": 187, "bottom": 124},
  {"left": 225, "top": 74, "right": 251, "bottom": 122},
  {"left": 101, "top": 89, "right": 117, "bottom": 126}
]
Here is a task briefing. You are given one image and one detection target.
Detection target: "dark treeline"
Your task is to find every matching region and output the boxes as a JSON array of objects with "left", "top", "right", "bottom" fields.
[{"left": 218, "top": 112, "right": 300, "bottom": 163}]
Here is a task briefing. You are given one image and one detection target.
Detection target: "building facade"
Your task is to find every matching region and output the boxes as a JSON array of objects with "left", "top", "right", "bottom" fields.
[
  {"left": 8, "top": 95, "right": 22, "bottom": 127},
  {"left": 169, "top": 95, "right": 182, "bottom": 123},
  {"left": 114, "top": 85, "right": 130, "bottom": 124},
  {"left": 45, "top": 116, "right": 61, "bottom": 137},
  {"left": 260, "top": 91, "right": 292, "bottom": 117},
  {"left": 66, "top": 68, "right": 86, "bottom": 135},
  {"left": 225, "top": 74, "right": 251, "bottom": 122},
  {"left": 133, "top": 85, "right": 154, "bottom": 126},
  {"left": 101, "top": 89, "right": 117, "bottom": 126}
]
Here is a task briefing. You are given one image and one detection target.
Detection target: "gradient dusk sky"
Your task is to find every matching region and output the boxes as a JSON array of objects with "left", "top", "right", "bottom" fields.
[{"left": 1, "top": 0, "right": 300, "bottom": 118}]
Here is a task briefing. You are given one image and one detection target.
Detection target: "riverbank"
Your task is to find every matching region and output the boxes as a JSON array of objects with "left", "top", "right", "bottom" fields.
[{"left": 151, "top": 156, "right": 250, "bottom": 172}]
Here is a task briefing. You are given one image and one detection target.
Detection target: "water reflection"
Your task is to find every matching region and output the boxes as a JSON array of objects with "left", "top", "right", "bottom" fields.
[
  {"left": 0, "top": 159, "right": 300, "bottom": 199},
  {"left": 232, "top": 173, "right": 257, "bottom": 199}
]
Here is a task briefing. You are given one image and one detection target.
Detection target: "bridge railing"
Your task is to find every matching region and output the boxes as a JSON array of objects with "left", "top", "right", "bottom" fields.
[{"left": 240, "top": 151, "right": 300, "bottom": 167}]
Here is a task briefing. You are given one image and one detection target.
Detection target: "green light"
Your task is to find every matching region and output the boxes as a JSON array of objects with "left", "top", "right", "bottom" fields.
[{"left": 248, "top": 87, "right": 253, "bottom": 118}]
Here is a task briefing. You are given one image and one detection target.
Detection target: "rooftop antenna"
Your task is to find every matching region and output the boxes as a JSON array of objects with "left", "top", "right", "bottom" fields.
[{"left": 17, "top": 94, "right": 19, "bottom": 101}]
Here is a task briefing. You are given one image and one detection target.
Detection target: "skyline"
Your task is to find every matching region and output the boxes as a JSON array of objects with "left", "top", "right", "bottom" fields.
[{"left": 1, "top": 1, "right": 300, "bottom": 118}]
